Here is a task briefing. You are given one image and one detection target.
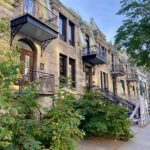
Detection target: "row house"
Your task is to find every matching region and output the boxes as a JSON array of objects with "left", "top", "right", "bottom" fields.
[{"left": 0, "top": 0, "right": 149, "bottom": 119}]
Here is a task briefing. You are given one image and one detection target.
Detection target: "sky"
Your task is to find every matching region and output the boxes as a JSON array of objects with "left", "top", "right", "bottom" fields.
[{"left": 60, "top": 0, "right": 124, "bottom": 43}]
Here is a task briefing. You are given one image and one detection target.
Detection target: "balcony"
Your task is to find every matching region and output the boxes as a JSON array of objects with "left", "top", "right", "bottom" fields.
[
  {"left": 18, "top": 70, "right": 55, "bottom": 95},
  {"left": 82, "top": 45, "right": 106, "bottom": 65},
  {"left": 126, "top": 73, "right": 138, "bottom": 82},
  {"left": 111, "top": 65, "right": 125, "bottom": 76},
  {"left": 10, "top": 0, "right": 58, "bottom": 51}
]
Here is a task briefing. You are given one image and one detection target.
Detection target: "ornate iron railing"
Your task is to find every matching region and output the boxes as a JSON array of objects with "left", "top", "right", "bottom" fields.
[
  {"left": 111, "top": 64, "right": 125, "bottom": 73},
  {"left": 18, "top": 70, "right": 55, "bottom": 94},
  {"left": 83, "top": 45, "right": 106, "bottom": 62},
  {"left": 91, "top": 86, "right": 136, "bottom": 114},
  {"left": 12, "top": 0, "right": 58, "bottom": 30},
  {"left": 100, "top": 88, "right": 137, "bottom": 114},
  {"left": 126, "top": 72, "right": 138, "bottom": 81}
]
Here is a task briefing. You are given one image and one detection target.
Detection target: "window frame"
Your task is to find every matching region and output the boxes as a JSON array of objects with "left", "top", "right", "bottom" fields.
[
  {"left": 59, "top": 13, "right": 67, "bottom": 42},
  {"left": 68, "top": 21, "right": 75, "bottom": 46},
  {"left": 59, "top": 54, "right": 67, "bottom": 78},
  {"left": 69, "top": 58, "right": 76, "bottom": 88},
  {"left": 85, "top": 34, "right": 90, "bottom": 54}
]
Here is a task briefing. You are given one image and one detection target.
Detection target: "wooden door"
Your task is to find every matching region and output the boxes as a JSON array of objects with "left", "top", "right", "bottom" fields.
[
  {"left": 20, "top": 49, "right": 34, "bottom": 81},
  {"left": 85, "top": 66, "right": 92, "bottom": 91},
  {"left": 112, "top": 76, "right": 117, "bottom": 97}
]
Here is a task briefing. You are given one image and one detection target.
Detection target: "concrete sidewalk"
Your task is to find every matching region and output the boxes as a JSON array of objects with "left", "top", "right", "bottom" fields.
[{"left": 77, "top": 124, "right": 150, "bottom": 150}]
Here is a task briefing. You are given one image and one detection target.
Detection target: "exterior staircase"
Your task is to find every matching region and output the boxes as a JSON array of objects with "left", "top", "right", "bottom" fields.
[{"left": 93, "top": 87, "right": 141, "bottom": 123}]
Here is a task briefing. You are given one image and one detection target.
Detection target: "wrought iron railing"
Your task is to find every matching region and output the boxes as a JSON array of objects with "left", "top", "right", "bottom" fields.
[
  {"left": 18, "top": 70, "right": 55, "bottom": 94},
  {"left": 126, "top": 73, "right": 138, "bottom": 80},
  {"left": 111, "top": 64, "right": 125, "bottom": 73},
  {"left": 12, "top": 0, "right": 58, "bottom": 30},
  {"left": 99, "top": 88, "right": 135, "bottom": 114},
  {"left": 91, "top": 86, "right": 136, "bottom": 114},
  {"left": 83, "top": 45, "right": 106, "bottom": 62}
]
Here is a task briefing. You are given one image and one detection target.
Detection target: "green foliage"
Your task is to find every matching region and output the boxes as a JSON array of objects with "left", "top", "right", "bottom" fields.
[
  {"left": 0, "top": 48, "right": 43, "bottom": 150},
  {"left": 0, "top": 49, "right": 20, "bottom": 92},
  {"left": 75, "top": 92, "right": 133, "bottom": 140},
  {"left": 59, "top": 76, "right": 75, "bottom": 89},
  {"left": 115, "top": 0, "right": 150, "bottom": 70},
  {"left": 37, "top": 89, "right": 85, "bottom": 150},
  {"left": 0, "top": 18, "right": 10, "bottom": 37}
]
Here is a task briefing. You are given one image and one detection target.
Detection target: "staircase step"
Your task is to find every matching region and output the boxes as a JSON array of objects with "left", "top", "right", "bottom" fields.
[{"left": 132, "top": 118, "right": 139, "bottom": 125}]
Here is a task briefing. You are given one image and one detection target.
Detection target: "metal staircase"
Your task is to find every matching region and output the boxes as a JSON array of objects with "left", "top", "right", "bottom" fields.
[
  {"left": 93, "top": 87, "right": 141, "bottom": 121},
  {"left": 99, "top": 89, "right": 136, "bottom": 114}
]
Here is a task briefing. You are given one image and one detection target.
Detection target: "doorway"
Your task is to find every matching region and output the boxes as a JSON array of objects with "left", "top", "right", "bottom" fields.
[
  {"left": 112, "top": 76, "right": 117, "bottom": 98},
  {"left": 85, "top": 66, "right": 92, "bottom": 91},
  {"left": 20, "top": 49, "right": 34, "bottom": 81}
]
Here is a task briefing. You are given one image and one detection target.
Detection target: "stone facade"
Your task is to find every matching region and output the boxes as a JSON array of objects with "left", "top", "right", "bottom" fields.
[{"left": 0, "top": 0, "right": 149, "bottom": 110}]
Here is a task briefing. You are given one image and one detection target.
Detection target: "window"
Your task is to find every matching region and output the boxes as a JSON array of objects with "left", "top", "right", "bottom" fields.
[
  {"left": 133, "top": 86, "right": 135, "bottom": 96},
  {"left": 85, "top": 34, "right": 90, "bottom": 54},
  {"left": 140, "top": 81, "right": 146, "bottom": 96},
  {"left": 69, "top": 58, "right": 76, "bottom": 87},
  {"left": 98, "top": 44, "right": 102, "bottom": 54},
  {"left": 59, "top": 14, "right": 67, "bottom": 41},
  {"left": 126, "top": 65, "right": 128, "bottom": 71},
  {"left": 69, "top": 21, "right": 75, "bottom": 46},
  {"left": 102, "top": 47, "right": 106, "bottom": 57},
  {"left": 100, "top": 71, "right": 108, "bottom": 91},
  {"left": 24, "top": 0, "right": 34, "bottom": 15},
  {"left": 59, "top": 54, "right": 67, "bottom": 80},
  {"left": 100, "top": 71, "right": 103, "bottom": 90},
  {"left": 120, "top": 80, "right": 125, "bottom": 95},
  {"left": 111, "top": 54, "right": 114, "bottom": 70}
]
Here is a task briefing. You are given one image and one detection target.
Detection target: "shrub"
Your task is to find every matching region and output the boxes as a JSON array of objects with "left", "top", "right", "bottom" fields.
[
  {"left": 37, "top": 89, "right": 85, "bottom": 150},
  {"left": 0, "top": 48, "right": 44, "bottom": 150},
  {"left": 75, "top": 92, "right": 133, "bottom": 140},
  {"left": 0, "top": 84, "right": 44, "bottom": 150},
  {"left": 0, "top": 48, "right": 84, "bottom": 150}
]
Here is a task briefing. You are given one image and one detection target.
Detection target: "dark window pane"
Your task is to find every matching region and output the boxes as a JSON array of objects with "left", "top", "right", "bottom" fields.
[
  {"left": 69, "top": 21, "right": 75, "bottom": 46},
  {"left": 69, "top": 58, "right": 76, "bottom": 87},
  {"left": 85, "top": 35, "right": 90, "bottom": 54},
  {"left": 59, "top": 14, "right": 67, "bottom": 41},
  {"left": 59, "top": 17, "right": 63, "bottom": 35},
  {"left": 59, "top": 54, "right": 67, "bottom": 78}
]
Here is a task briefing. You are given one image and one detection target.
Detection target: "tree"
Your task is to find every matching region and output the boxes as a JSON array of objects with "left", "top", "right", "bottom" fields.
[{"left": 115, "top": 0, "right": 150, "bottom": 69}]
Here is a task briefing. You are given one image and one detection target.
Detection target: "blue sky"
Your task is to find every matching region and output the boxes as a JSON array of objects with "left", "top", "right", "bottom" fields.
[{"left": 60, "top": 0, "right": 124, "bottom": 43}]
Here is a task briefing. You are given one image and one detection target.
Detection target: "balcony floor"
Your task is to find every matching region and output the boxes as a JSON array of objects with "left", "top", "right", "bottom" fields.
[
  {"left": 82, "top": 53, "right": 106, "bottom": 65},
  {"left": 11, "top": 13, "right": 58, "bottom": 42},
  {"left": 126, "top": 78, "right": 138, "bottom": 82},
  {"left": 111, "top": 71, "right": 125, "bottom": 76}
]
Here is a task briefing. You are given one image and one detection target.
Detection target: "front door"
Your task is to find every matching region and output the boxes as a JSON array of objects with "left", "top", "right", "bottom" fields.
[
  {"left": 112, "top": 76, "right": 117, "bottom": 98},
  {"left": 85, "top": 66, "right": 92, "bottom": 91},
  {"left": 20, "top": 49, "right": 34, "bottom": 81}
]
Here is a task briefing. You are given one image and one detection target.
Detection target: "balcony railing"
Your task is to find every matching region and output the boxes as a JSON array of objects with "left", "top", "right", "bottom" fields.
[
  {"left": 111, "top": 64, "right": 125, "bottom": 76},
  {"left": 18, "top": 70, "right": 55, "bottom": 95},
  {"left": 82, "top": 45, "right": 106, "bottom": 65},
  {"left": 126, "top": 73, "right": 138, "bottom": 82},
  {"left": 13, "top": 0, "right": 58, "bottom": 30},
  {"left": 10, "top": 0, "right": 58, "bottom": 51}
]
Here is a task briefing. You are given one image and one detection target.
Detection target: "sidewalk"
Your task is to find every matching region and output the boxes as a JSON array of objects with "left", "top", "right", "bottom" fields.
[{"left": 77, "top": 124, "right": 150, "bottom": 150}]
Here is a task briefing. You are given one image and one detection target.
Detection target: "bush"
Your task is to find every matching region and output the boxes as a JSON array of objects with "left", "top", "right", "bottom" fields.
[
  {"left": 0, "top": 49, "right": 84, "bottom": 150},
  {"left": 37, "top": 89, "right": 85, "bottom": 150},
  {"left": 75, "top": 92, "right": 133, "bottom": 140},
  {"left": 0, "top": 84, "right": 44, "bottom": 150}
]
